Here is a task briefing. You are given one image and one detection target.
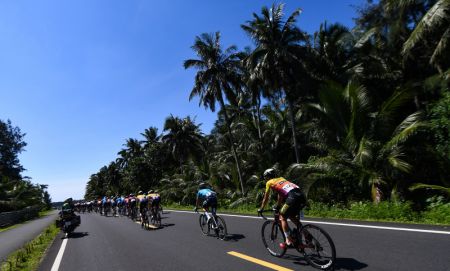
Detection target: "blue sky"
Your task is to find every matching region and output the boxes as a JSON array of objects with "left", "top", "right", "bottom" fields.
[{"left": 0, "top": 0, "right": 364, "bottom": 201}]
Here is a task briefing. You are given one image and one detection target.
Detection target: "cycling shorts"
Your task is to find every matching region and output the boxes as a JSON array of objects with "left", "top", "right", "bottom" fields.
[
  {"left": 151, "top": 197, "right": 160, "bottom": 207},
  {"left": 202, "top": 196, "right": 217, "bottom": 209},
  {"left": 280, "top": 189, "right": 306, "bottom": 217}
]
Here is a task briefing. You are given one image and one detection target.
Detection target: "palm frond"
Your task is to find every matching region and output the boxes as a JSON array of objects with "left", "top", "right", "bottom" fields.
[
  {"left": 403, "top": 0, "right": 450, "bottom": 56},
  {"left": 387, "top": 148, "right": 412, "bottom": 173},
  {"left": 409, "top": 183, "right": 450, "bottom": 196}
]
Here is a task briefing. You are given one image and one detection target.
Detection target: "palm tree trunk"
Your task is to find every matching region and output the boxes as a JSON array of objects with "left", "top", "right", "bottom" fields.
[
  {"left": 256, "top": 94, "right": 263, "bottom": 144},
  {"left": 286, "top": 97, "right": 300, "bottom": 163},
  {"left": 219, "top": 98, "right": 245, "bottom": 195}
]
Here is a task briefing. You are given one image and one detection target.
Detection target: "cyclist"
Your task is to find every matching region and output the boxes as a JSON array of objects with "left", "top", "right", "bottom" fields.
[
  {"left": 129, "top": 193, "right": 137, "bottom": 219},
  {"left": 194, "top": 182, "right": 217, "bottom": 221},
  {"left": 148, "top": 190, "right": 161, "bottom": 215},
  {"left": 258, "top": 168, "right": 306, "bottom": 246},
  {"left": 137, "top": 191, "right": 148, "bottom": 219}
]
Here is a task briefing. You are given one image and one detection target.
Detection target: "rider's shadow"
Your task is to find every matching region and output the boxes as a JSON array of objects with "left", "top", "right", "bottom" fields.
[
  {"left": 61, "top": 232, "right": 89, "bottom": 239},
  {"left": 333, "top": 258, "right": 368, "bottom": 270},
  {"left": 225, "top": 233, "right": 246, "bottom": 242},
  {"left": 287, "top": 254, "right": 368, "bottom": 271}
]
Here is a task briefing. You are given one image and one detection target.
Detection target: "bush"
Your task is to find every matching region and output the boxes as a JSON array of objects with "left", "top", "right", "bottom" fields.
[{"left": 305, "top": 201, "right": 419, "bottom": 222}]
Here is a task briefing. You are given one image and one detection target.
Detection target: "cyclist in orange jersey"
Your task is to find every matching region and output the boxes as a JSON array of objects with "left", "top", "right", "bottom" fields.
[{"left": 258, "top": 168, "right": 306, "bottom": 246}]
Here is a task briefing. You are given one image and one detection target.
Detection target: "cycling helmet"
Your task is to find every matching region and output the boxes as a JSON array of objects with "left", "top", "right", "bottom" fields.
[
  {"left": 198, "top": 182, "right": 209, "bottom": 189},
  {"left": 148, "top": 190, "right": 154, "bottom": 194},
  {"left": 263, "top": 168, "right": 278, "bottom": 181},
  {"left": 154, "top": 190, "right": 158, "bottom": 193},
  {"left": 138, "top": 190, "right": 143, "bottom": 194}
]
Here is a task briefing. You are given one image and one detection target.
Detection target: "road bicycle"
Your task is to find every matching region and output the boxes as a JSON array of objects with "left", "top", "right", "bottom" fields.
[
  {"left": 196, "top": 208, "right": 227, "bottom": 240},
  {"left": 150, "top": 205, "right": 162, "bottom": 228},
  {"left": 141, "top": 208, "right": 149, "bottom": 229},
  {"left": 111, "top": 204, "right": 117, "bottom": 217},
  {"left": 258, "top": 209, "right": 335, "bottom": 270}
]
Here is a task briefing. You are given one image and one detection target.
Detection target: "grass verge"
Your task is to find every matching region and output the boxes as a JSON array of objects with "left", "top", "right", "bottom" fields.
[
  {"left": 163, "top": 201, "right": 450, "bottom": 226},
  {"left": 0, "top": 223, "right": 60, "bottom": 271}
]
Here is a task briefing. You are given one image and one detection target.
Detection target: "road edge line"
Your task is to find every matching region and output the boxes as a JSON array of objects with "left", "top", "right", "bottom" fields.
[
  {"left": 50, "top": 237, "right": 67, "bottom": 271},
  {"left": 166, "top": 209, "right": 450, "bottom": 235}
]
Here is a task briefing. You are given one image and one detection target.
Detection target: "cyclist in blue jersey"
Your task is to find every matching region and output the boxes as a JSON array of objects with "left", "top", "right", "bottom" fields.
[{"left": 194, "top": 183, "right": 217, "bottom": 218}]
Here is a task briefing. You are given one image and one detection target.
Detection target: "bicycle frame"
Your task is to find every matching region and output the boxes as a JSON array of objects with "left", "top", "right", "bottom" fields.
[{"left": 202, "top": 209, "right": 219, "bottom": 228}]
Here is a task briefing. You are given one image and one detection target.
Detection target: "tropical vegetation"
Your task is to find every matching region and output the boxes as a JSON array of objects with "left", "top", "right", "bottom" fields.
[
  {"left": 0, "top": 119, "right": 51, "bottom": 213},
  {"left": 85, "top": 1, "right": 450, "bottom": 221}
]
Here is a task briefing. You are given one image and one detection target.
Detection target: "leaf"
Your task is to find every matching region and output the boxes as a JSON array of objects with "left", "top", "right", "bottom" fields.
[{"left": 409, "top": 183, "right": 450, "bottom": 195}]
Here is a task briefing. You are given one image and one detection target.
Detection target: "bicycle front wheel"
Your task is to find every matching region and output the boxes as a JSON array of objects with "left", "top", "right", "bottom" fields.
[
  {"left": 300, "top": 224, "right": 336, "bottom": 270},
  {"left": 215, "top": 216, "right": 227, "bottom": 240},
  {"left": 199, "top": 214, "right": 209, "bottom": 235},
  {"left": 261, "top": 220, "right": 286, "bottom": 257}
]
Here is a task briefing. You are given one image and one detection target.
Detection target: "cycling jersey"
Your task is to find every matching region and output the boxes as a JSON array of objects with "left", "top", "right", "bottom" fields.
[
  {"left": 148, "top": 193, "right": 159, "bottom": 200},
  {"left": 265, "top": 177, "right": 299, "bottom": 198},
  {"left": 197, "top": 189, "right": 216, "bottom": 199}
]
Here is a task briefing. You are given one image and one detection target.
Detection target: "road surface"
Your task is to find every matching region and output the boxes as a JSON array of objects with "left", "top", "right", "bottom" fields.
[
  {"left": 0, "top": 210, "right": 58, "bottom": 261},
  {"left": 39, "top": 210, "right": 450, "bottom": 271}
]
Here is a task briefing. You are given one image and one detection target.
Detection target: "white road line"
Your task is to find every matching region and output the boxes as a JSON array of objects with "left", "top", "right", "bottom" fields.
[
  {"left": 50, "top": 237, "right": 68, "bottom": 271},
  {"left": 167, "top": 209, "right": 450, "bottom": 235}
]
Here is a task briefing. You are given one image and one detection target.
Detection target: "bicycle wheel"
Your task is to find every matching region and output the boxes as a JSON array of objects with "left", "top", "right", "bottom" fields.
[
  {"left": 215, "top": 216, "right": 227, "bottom": 240},
  {"left": 300, "top": 224, "right": 336, "bottom": 270},
  {"left": 151, "top": 210, "right": 162, "bottom": 228},
  {"left": 261, "top": 220, "right": 287, "bottom": 257},
  {"left": 199, "top": 214, "right": 209, "bottom": 235}
]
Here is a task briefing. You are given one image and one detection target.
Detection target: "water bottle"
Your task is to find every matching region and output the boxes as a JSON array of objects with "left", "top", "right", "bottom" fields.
[{"left": 300, "top": 210, "right": 304, "bottom": 220}]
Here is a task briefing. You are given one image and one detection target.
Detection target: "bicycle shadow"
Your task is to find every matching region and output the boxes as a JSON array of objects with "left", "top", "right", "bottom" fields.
[
  {"left": 61, "top": 232, "right": 89, "bottom": 239},
  {"left": 333, "top": 258, "right": 368, "bottom": 270},
  {"left": 285, "top": 254, "right": 368, "bottom": 270},
  {"left": 225, "top": 233, "right": 246, "bottom": 242}
]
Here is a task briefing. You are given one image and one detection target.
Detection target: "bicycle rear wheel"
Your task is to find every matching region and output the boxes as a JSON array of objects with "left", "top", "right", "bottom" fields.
[
  {"left": 261, "top": 220, "right": 287, "bottom": 257},
  {"left": 151, "top": 210, "right": 162, "bottom": 228},
  {"left": 300, "top": 224, "right": 336, "bottom": 270},
  {"left": 199, "top": 214, "right": 209, "bottom": 235},
  {"left": 215, "top": 216, "right": 227, "bottom": 240}
]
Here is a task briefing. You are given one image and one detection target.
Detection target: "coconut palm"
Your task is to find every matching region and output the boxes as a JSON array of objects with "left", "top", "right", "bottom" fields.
[
  {"left": 401, "top": 0, "right": 450, "bottom": 72},
  {"left": 290, "top": 81, "right": 426, "bottom": 202},
  {"left": 184, "top": 32, "right": 246, "bottom": 195},
  {"left": 241, "top": 3, "right": 309, "bottom": 163},
  {"left": 161, "top": 115, "right": 204, "bottom": 170}
]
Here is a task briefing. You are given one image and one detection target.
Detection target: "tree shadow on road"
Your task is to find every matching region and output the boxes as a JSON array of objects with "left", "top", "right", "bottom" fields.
[
  {"left": 284, "top": 254, "right": 368, "bottom": 270},
  {"left": 225, "top": 233, "right": 245, "bottom": 242}
]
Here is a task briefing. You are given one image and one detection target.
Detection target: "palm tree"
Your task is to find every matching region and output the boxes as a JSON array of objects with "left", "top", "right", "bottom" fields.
[
  {"left": 161, "top": 115, "right": 204, "bottom": 170},
  {"left": 313, "top": 22, "right": 353, "bottom": 84},
  {"left": 140, "top": 127, "right": 159, "bottom": 149},
  {"left": 241, "top": 3, "right": 309, "bottom": 163},
  {"left": 184, "top": 32, "right": 246, "bottom": 195},
  {"left": 400, "top": 0, "right": 450, "bottom": 73},
  {"left": 290, "top": 81, "right": 426, "bottom": 202}
]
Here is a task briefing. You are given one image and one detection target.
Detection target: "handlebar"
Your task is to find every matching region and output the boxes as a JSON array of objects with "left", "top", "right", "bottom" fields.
[{"left": 257, "top": 208, "right": 278, "bottom": 220}]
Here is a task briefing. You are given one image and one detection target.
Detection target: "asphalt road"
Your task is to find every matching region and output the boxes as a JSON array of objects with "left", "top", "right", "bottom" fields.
[
  {"left": 0, "top": 210, "right": 58, "bottom": 261},
  {"left": 40, "top": 210, "right": 450, "bottom": 271}
]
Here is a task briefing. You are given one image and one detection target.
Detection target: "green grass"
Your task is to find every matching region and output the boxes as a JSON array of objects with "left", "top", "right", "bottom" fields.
[
  {"left": 0, "top": 223, "right": 60, "bottom": 271},
  {"left": 0, "top": 224, "right": 20, "bottom": 233},
  {"left": 163, "top": 201, "right": 450, "bottom": 226}
]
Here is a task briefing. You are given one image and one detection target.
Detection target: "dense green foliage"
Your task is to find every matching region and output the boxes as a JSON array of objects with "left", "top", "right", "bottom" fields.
[
  {"left": 85, "top": 1, "right": 450, "bottom": 217},
  {"left": 0, "top": 119, "right": 51, "bottom": 212}
]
